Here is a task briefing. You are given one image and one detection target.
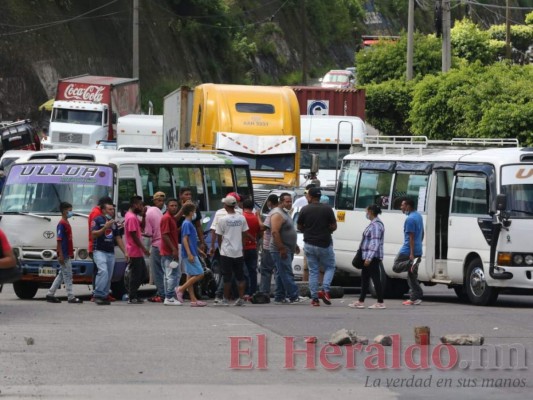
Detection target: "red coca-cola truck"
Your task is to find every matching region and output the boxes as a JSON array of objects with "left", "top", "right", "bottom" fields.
[
  {"left": 47, "top": 75, "right": 141, "bottom": 148},
  {"left": 291, "top": 86, "right": 366, "bottom": 120}
]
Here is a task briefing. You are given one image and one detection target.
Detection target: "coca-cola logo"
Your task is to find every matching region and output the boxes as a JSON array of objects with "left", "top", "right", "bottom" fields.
[{"left": 63, "top": 84, "right": 105, "bottom": 102}]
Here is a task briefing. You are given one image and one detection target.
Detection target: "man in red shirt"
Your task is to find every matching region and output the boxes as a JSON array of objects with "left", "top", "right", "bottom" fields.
[
  {"left": 160, "top": 198, "right": 182, "bottom": 306},
  {"left": 242, "top": 198, "right": 260, "bottom": 297}
]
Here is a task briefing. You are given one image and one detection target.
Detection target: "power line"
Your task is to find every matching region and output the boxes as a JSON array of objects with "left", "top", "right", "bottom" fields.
[
  {"left": 0, "top": 0, "right": 120, "bottom": 37},
  {"left": 461, "top": 0, "right": 533, "bottom": 11}
]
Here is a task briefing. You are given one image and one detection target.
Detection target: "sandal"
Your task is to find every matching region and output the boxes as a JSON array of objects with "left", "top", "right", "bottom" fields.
[{"left": 190, "top": 301, "right": 207, "bottom": 307}]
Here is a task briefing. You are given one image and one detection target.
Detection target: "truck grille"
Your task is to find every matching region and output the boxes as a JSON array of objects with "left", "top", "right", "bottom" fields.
[{"left": 53, "top": 132, "right": 85, "bottom": 145}]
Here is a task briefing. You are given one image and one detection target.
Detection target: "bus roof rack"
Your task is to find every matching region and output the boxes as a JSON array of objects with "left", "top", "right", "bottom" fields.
[{"left": 363, "top": 136, "right": 519, "bottom": 155}]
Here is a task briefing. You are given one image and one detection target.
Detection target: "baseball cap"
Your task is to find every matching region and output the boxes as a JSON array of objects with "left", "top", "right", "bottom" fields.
[
  {"left": 153, "top": 191, "right": 166, "bottom": 200},
  {"left": 227, "top": 192, "right": 241, "bottom": 202},
  {"left": 221, "top": 195, "right": 237, "bottom": 207},
  {"left": 308, "top": 187, "right": 322, "bottom": 198}
]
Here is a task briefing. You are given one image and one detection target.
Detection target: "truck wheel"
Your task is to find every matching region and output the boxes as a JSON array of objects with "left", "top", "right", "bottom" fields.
[
  {"left": 453, "top": 285, "right": 469, "bottom": 302},
  {"left": 13, "top": 281, "right": 39, "bottom": 299},
  {"left": 465, "top": 258, "right": 499, "bottom": 306}
]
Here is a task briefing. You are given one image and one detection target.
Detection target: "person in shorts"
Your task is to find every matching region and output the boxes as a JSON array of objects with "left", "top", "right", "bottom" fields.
[{"left": 175, "top": 203, "right": 207, "bottom": 307}]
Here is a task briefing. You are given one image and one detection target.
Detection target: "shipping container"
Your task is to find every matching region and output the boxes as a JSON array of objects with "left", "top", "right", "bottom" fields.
[{"left": 291, "top": 86, "right": 365, "bottom": 120}]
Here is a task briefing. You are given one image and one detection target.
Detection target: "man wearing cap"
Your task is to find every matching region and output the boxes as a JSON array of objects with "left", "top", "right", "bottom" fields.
[
  {"left": 215, "top": 195, "right": 249, "bottom": 306},
  {"left": 297, "top": 187, "right": 337, "bottom": 307},
  {"left": 143, "top": 191, "right": 166, "bottom": 303}
]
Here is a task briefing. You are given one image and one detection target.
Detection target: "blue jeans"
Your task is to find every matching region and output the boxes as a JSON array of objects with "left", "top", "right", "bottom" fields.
[
  {"left": 150, "top": 246, "right": 165, "bottom": 297},
  {"left": 244, "top": 249, "right": 258, "bottom": 295},
  {"left": 259, "top": 249, "right": 275, "bottom": 294},
  {"left": 304, "top": 243, "right": 336, "bottom": 300},
  {"left": 93, "top": 250, "right": 115, "bottom": 298},
  {"left": 162, "top": 256, "right": 179, "bottom": 299},
  {"left": 47, "top": 258, "right": 74, "bottom": 300},
  {"left": 270, "top": 251, "right": 298, "bottom": 301}
]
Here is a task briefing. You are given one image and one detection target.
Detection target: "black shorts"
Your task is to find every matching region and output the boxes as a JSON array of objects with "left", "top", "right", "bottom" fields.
[{"left": 219, "top": 255, "right": 245, "bottom": 283}]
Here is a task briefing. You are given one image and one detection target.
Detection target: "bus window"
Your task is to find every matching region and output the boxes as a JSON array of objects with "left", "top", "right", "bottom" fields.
[
  {"left": 451, "top": 174, "right": 489, "bottom": 215},
  {"left": 139, "top": 165, "right": 173, "bottom": 200},
  {"left": 392, "top": 173, "right": 429, "bottom": 211},
  {"left": 336, "top": 161, "right": 358, "bottom": 210},
  {"left": 172, "top": 166, "right": 206, "bottom": 211},
  {"left": 205, "top": 166, "right": 234, "bottom": 210},
  {"left": 356, "top": 170, "right": 393, "bottom": 209},
  {"left": 118, "top": 179, "right": 137, "bottom": 212},
  {"left": 235, "top": 166, "right": 253, "bottom": 201}
]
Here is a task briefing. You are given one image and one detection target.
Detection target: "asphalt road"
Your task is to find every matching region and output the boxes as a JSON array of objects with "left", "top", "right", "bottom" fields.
[{"left": 1, "top": 283, "right": 532, "bottom": 399}]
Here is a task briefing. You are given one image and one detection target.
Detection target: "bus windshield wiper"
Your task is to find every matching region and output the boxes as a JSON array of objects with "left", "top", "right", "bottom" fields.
[
  {"left": 508, "top": 209, "right": 533, "bottom": 216},
  {"left": 1, "top": 211, "right": 51, "bottom": 221}
]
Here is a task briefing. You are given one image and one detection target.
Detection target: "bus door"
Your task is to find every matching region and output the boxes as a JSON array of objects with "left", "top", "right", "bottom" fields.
[{"left": 447, "top": 164, "right": 494, "bottom": 281}]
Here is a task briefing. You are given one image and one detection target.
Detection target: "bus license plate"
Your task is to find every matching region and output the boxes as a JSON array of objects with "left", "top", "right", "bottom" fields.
[{"left": 39, "top": 267, "right": 57, "bottom": 277}]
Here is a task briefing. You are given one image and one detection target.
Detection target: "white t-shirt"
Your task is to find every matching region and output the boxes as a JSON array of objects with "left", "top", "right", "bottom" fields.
[
  {"left": 210, "top": 207, "right": 242, "bottom": 232},
  {"left": 215, "top": 212, "right": 249, "bottom": 258},
  {"left": 292, "top": 196, "right": 308, "bottom": 209}
]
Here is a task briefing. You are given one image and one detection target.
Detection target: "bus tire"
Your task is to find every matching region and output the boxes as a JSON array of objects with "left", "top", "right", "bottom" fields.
[
  {"left": 465, "top": 259, "right": 499, "bottom": 306},
  {"left": 13, "top": 281, "right": 39, "bottom": 299},
  {"left": 111, "top": 280, "right": 126, "bottom": 300},
  {"left": 453, "top": 285, "right": 469, "bottom": 302}
]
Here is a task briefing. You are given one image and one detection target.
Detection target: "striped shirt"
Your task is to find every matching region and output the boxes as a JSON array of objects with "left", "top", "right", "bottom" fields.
[{"left": 361, "top": 217, "right": 384, "bottom": 261}]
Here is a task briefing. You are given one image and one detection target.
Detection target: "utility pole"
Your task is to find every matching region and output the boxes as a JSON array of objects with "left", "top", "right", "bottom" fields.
[
  {"left": 133, "top": 0, "right": 139, "bottom": 79},
  {"left": 505, "top": 0, "right": 511, "bottom": 59},
  {"left": 442, "top": 0, "right": 451, "bottom": 73},
  {"left": 301, "top": 0, "right": 307, "bottom": 85},
  {"left": 406, "top": 0, "right": 414, "bottom": 80}
]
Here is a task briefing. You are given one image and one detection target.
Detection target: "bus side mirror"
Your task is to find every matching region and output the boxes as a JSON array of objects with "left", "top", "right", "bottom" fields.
[
  {"left": 310, "top": 153, "right": 319, "bottom": 174},
  {"left": 496, "top": 194, "right": 507, "bottom": 211}
]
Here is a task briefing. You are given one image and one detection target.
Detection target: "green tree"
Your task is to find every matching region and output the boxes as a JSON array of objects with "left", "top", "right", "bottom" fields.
[
  {"left": 488, "top": 24, "right": 533, "bottom": 53},
  {"left": 451, "top": 19, "right": 494, "bottom": 64}
]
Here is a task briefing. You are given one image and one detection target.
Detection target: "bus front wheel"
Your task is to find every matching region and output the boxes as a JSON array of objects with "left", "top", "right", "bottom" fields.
[
  {"left": 13, "top": 281, "right": 39, "bottom": 299},
  {"left": 465, "top": 259, "right": 498, "bottom": 306}
]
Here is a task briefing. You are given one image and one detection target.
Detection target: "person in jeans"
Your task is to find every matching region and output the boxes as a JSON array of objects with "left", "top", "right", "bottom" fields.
[
  {"left": 242, "top": 198, "right": 260, "bottom": 297},
  {"left": 175, "top": 203, "right": 207, "bottom": 307},
  {"left": 297, "top": 187, "right": 337, "bottom": 307},
  {"left": 258, "top": 194, "right": 279, "bottom": 296},
  {"left": 215, "top": 195, "right": 249, "bottom": 306},
  {"left": 349, "top": 204, "right": 386, "bottom": 309},
  {"left": 92, "top": 202, "right": 128, "bottom": 306},
  {"left": 124, "top": 196, "right": 150, "bottom": 304},
  {"left": 143, "top": 191, "right": 166, "bottom": 303},
  {"left": 392, "top": 198, "right": 424, "bottom": 306},
  {"left": 160, "top": 198, "right": 182, "bottom": 306},
  {"left": 46, "top": 202, "right": 83, "bottom": 304},
  {"left": 267, "top": 193, "right": 307, "bottom": 305}
]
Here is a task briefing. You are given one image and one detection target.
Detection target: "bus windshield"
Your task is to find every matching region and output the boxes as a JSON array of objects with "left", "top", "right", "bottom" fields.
[
  {"left": 501, "top": 184, "right": 533, "bottom": 217},
  {"left": 301, "top": 146, "right": 351, "bottom": 170},
  {"left": 52, "top": 108, "right": 103, "bottom": 126},
  {"left": 232, "top": 152, "right": 295, "bottom": 172},
  {"left": 0, "top": 164, "right": 113, "bottom": 214}
]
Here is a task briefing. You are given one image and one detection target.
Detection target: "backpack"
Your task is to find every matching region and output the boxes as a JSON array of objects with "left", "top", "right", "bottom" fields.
[{"left": 251, "top": 292, "right": 270, "bottom": 304}]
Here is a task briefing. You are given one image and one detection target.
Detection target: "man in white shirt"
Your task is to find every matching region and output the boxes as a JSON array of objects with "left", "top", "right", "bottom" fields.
[
  {"left": 215, "top": 195, "right": 249, "bottom": 306},
  {"left": 293, "top": 184, "right": 315, "bottom": 209}
]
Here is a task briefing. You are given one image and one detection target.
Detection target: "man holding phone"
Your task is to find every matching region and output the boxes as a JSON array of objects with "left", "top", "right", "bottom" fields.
[{"left": 91, "top": 202, "right": 128, "bottom": 305}]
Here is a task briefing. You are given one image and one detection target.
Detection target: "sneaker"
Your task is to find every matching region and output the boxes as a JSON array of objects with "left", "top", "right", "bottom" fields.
[
  {"left": 273, "top": 298, "right": 289, "bottom": 305},
  {"left": 243, "top": 295, "right": 252, "bottom": 302},
  {"left": 348, "top": 301, "right": 365, "bottom": 309},
  {"left": 233, "top": 298, "right": 246, "bottom": 307},
  {"left": 214, "top": 299, "right": 230, "bottom": 306},
  {"left": 410, "top": 257, "right": 421, "bottom": 273},
  {"left": 368, "top": 303, "right": 386, "bottom": 309},
  {"left": 107, "top": 294, "right": 117, "bottom": 302},
  {"left": 46, "top": 295, "right": 61, "bottom": 303},
  {"left": 311, "top": 299, "right": 320, "bottom": 307},
  {"left": 175, "top": 287, "right": 184, "bottom": 304},
  {"left": 67, "top": 297, "right": 83, "bottom": 304},
  {"left": 191, "top": 301, "right": 207, "bottom": 307},
  {"left": 127, "top": 298, "right": 144, "bottom": 304},
  {"left": 148, "top": 295, "right": 163, "bottom": 303},
  {"left": 90, "top": 296, "right": 96, "bottom": 303},
  {"left": 318, "top": 291, "right": 332, "bottom": 305},
  {"left": 94, "top": 297, "right": 111, "bottom": 305},
  {"left": 287, "top": 296, "right": 309, "bottom": 304},
  {"left": 402, "top": 299, "right": 422, "bottom": 306},
  {"left": 164, "top": 297, "right": 183, "bottom": 306},
  {"left": 213, "top": 297, "right": 223, "bottom": 304}
]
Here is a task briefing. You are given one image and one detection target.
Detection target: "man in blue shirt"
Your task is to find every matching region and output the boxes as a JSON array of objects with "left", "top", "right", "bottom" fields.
[{"left": 392, "top": 198, "right": 424, "bottom": 305}]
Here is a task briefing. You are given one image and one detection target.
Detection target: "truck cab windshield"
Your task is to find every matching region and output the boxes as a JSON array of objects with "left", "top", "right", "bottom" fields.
[{"left": 52, "top": 108, "right": 103, "bottom": 126}]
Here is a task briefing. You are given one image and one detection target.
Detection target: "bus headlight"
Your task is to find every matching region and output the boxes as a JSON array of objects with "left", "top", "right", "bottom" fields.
[
  {"left": 525, "top": 255, "right": 533, "bottom": 266},
  {"left": 78, "top": 249, "right": 89, "bottom": 260},
  {"left": 513, "top": 254, "right": 524, "bottom": 265}
]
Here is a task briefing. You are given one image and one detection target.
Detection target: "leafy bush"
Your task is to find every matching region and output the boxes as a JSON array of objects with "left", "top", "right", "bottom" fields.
[
  {"left": 451, "top": 19, "right": 494, "bottom": 64},
  {"left": 488, "top": 24, "right": 533, "bottom": 53}
]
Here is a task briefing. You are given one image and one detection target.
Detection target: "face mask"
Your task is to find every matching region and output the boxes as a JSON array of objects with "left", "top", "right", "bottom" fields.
[
  {"left": 66, "top": 211, "right": 73, "bottom": 219},
  {"left": 105, "top": 214, "right": 113, "bottom": 220}
]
